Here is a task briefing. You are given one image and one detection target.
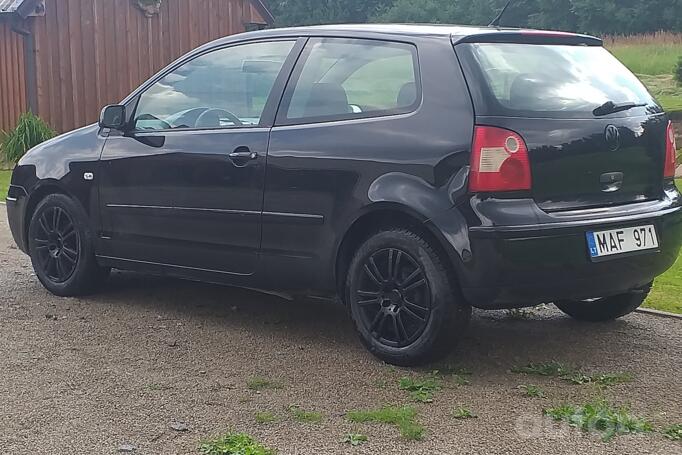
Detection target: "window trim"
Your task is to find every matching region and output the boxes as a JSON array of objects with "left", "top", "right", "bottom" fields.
[
  {"left": 274, "top": 37, "right": 423, "bottom": 127},
  {"left": 124, "top": 37, "right": 305, "bottom": 134}
]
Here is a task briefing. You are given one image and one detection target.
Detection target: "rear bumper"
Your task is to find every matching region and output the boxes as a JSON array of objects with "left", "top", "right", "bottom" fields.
[{"left": 460, "top": 198, "right": 682, "bottom": 309}]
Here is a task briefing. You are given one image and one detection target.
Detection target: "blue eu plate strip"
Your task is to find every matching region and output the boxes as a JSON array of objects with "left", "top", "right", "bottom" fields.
[{"left": 586, "top": 232, "right": 598, "bottom": 258}]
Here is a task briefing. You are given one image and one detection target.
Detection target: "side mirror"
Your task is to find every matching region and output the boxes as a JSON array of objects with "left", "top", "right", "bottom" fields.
[{"left": 99, "top": 105, "right": 126, "bottom": 130}]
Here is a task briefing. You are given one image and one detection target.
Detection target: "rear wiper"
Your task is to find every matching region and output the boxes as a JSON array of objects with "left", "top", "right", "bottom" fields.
[{"left": 593, "top": 101, "right": 647, "bottom": 117}]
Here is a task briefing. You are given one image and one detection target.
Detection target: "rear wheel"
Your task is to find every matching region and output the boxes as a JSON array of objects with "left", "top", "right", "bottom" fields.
[
  {"left": 346, "top": 228, "right": 471, "bottom": 366},
  {"left": 554, "top": 284, "right": 651, "bottom": 322},
  {"left": 28, "top": 194, "right": 109, "bottom": 296}
]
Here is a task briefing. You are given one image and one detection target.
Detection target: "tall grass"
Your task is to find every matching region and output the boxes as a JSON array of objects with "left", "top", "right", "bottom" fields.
[
  {"left": 602, "top": 32, "right": 682, "bottom": 47},
  {"left": 0, "top": 112, "right": 55, "bottom": 166},
  {"left": 605, "top": 32, "right": 682, "bottom": 76}
]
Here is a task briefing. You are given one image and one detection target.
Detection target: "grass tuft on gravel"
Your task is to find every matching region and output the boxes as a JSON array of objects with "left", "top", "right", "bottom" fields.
[
  {"left": 544, "top": 400, "right": 652, "bottom": 442},
  {"left": 145, "top": 383, "right": 168, "bottom": 391},
  {"left": 566, "top": 372, "right": 633, "bottom": 387},
  {"left": 347, "top": 405, "right": 424, "bottom": 441},
  {"left": 199, "top": 432, "right": 274, "bottom": 455},
  {"left": 452, "top": 407, "right": 477, "bottom": 420},
  {"left": 341, "top": 433, "right": 368, "bottom": 446},
  {"left": 288, "top": 405, "right": 323, "bottom": 424},
  {"left": 399, "top": 375, "right": 442, "bottom": 403},
  {"left": 246, "top": 377, "right": 282, "bottom": 391},
  {"left": 512, "top": 361, "right": 571, "bottom": 377},
  {"left": 518, "top": 384, "right": 545, "bottom": 398},
  {"left": 432, "top": 365, "right": 472, "bottom": 386},
  {"left": 662, "top": 424, "right": 682, "bottom": 441},
  {"left": 254, "top": 411, "right": 278, "bottom": 424},
  {"left": 512, "top": 362, "right": 632, "bottom": 388}
]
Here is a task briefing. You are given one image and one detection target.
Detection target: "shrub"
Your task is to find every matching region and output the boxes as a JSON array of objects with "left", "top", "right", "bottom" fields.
[
  {"left": 1, "top": 112, "right": 55, "bottom": 166},
  {"left": 675, "top": 56, "right": 682, "bottom": 86}
]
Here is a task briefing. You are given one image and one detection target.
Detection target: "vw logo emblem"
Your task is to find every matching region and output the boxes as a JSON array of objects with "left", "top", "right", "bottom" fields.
[{"left": 605, "top": 125, "right": 621, "bottom": 151}]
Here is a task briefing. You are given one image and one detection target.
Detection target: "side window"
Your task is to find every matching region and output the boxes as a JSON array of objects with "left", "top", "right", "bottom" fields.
[
  {"left": 281, "top": 38, "right": 420, "bottom": 124},
  {"left": 134, "top": 40, "right": 295, "bottom": 131}
]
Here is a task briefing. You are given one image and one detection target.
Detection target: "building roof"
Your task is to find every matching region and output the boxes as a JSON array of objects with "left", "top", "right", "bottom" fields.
[
  {"left": 0, "top": 0, "right": 22, "bottom": 13},
  {"left": 0, "top": 0, "right": 41, "bottom": 17},
  {"left": 0, "top": 1, "right": 273, "bottom": 23},
  {"left": 250, "top": 0, "right": 274, "bottom": 25}
]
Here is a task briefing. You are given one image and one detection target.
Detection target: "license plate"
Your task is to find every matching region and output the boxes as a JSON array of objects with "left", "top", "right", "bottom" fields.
[{"left": 586, "top": 225, "right": 658, "bottom": 259}]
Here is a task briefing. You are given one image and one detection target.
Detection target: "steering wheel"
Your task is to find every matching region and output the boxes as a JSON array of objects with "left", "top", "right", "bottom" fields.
[{"left": 195, "top": 108, "right": 243, "bottom": 128}]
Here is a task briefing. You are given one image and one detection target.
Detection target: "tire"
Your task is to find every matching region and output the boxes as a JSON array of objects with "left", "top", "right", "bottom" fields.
[
  {"left": 554, "top": 283, "right": 651, "bottom": 322},
  {"left": 28, "top": 194, "right": 110, "bottom": 297},
  {"left": 346, "top": 228, "right": 471, "bottom": 366}
]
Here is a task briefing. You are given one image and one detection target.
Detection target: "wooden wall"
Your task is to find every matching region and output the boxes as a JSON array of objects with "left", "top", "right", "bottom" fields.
[
  {"left": 29, "top": 0, "right": 268, "bottom": 133},
  {"left": 0, "top": 20, "right": 28, "bottom": 132}
]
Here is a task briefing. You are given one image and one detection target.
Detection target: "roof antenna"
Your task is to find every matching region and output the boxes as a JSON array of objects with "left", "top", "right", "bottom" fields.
[{"left": 488, "top": 0, "right": 515, "bottom": 27}]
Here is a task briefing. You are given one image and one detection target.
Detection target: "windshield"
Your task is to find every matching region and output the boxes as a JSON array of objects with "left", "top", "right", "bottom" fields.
[{"left": 459, "top": 43, "right": 658, "bottom": 118}]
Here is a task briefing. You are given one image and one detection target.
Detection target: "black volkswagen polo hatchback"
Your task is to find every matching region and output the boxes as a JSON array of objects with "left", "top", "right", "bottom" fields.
[{"left": 6, "top": 25, "right": 681, "bottom": 365}]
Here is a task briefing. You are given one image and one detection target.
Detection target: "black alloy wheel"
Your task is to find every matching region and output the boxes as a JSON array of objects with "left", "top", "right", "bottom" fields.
[
  {"left": 28, "top": 194, "right": 110, "bottom": 296},
  {"left": 33, "top": 205, "right": 80, "bottom": 283},
  {"left": 347, "top": 228, "right": 471, "bottom": 366},
  {"left": 354, "top": 248, "right": 432, "bottom": 348}
]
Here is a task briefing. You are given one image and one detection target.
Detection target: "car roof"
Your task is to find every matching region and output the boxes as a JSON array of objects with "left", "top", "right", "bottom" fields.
[{"left": 203, "top": 23, "right": 601, "bottom": 48}]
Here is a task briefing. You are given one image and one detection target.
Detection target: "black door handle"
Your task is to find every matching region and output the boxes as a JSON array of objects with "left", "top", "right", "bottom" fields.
[{"left": 229, "top": 147, "right": 258, "bottom": 163}]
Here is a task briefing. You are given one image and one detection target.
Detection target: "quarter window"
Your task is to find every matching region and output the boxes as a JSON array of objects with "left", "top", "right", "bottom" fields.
[
  {"left": 282, "top": 38, "right": 420, "bottom": 124},
  {"left": 134, "top": 40, "right": 295, "bottom": 130}
]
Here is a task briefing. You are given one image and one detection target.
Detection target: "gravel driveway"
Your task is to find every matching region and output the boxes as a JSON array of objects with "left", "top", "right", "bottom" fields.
[{"left": 1, "top": 213, "right": 680, "bottom": 455}]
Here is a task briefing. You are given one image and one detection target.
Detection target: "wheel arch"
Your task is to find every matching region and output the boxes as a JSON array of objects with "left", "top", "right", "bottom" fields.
[
  {"left": 334, "top": 202, "right": 465, "bottom": 302},
  {"left": 22, "top": 181, "right": 75, "bottom": 251}
]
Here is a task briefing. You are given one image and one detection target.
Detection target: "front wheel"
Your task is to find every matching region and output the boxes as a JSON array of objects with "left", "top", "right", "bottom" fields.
[
  {"left": 346, "top": 228, "right": 471, "bottom": 366},
  {"left": 554, "top": 283, "right": 651, "bottom": 322},
  {"left": 28, "top": 194, "right": 110, "bottom": 297}
]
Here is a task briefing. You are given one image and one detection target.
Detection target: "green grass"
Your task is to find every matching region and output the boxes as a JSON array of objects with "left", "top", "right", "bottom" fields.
[
  {"left": 512, "top": 361, "right": 571, "bottom": 377},
  {"left": 544, "top": 400, "right": 653, "bottom": 442},
  {"left": 432, "top": 365, "right": 472, "bottom": 386},
  {"left": 559, "top": 371, "right": 633, "bottom": 387},
  {"left": 199, "top": 432, "right": 274, "bottom": 455},
  {"left": 609, "top": 44, "right": 681, "bottom": 76},
  {"left": 0, "top": 169, "right": 10, "bottom": 198},
  {"left": 512, "top": 362, "right": 632, "bottom": 388},
  {"left": 637, "top": 74, "right": 682, "bottom": 114},
  {"left": 519, "top": 384, "right": 545, "bottom": 398},
  {"left": 399, "top": 376, "right": 442, "bottom": 403},
  {"left": 246, "top": 377, "right": 283, "bottom": 391},
  {"left": 254, "top": 411, "right": 278, "bottom": 424},
  {"left": 288, "top": 405, "right": 323, "bottom": 424},
  {"left": 342, "top": 433, "right": 368, "bottom": 446},
  {"left": 347, "top": 405, "right": 424, "bottom": 441},
  {"left": 662, "top": 423, "right": 682, "bottom": 441},
  {"left": 452, "top": 407, "right": 477, "bottom": 419},
  {"left": 144, "top": 383, "right": 169, "bottom": 392},
  {"left": 607, "top": 42, "right": 682, "bottom": 115},
  {"left": 645, "top": 179, "right": 682, "bottom": 314}
]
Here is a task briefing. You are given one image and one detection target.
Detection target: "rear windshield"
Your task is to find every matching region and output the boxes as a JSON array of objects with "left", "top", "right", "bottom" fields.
[{"left": 458, "top": 43, "right": 659, "bottom": 118}]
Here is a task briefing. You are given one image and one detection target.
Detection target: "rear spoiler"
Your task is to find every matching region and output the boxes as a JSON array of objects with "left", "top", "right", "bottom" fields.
[{"left": 453, "top": 30, "right": 603, "bottom": 46}]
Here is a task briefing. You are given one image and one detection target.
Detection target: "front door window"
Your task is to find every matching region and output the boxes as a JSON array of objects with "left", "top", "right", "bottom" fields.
[{"left": 134, "top": 40, "right": 295, "bottom": 130}]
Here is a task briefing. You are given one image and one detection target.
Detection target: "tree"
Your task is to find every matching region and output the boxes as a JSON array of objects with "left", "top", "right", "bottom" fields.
[
  {"left": 267, "top": 0, "right": 393, "bottom": 27},
  {"left": 265, "top": 0, "right": 682, "bottom": 35}
]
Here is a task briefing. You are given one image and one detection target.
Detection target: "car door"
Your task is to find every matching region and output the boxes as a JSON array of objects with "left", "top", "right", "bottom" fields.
[
  {"left": 263, "top": 37, "right": 428, "bottom": 290},
  {"left": 98, "top": 39, "right": 299, "bottom": 276}
]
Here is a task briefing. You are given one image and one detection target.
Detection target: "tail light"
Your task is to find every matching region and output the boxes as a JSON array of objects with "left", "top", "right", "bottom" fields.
[
  {"left": 664, "top": 121, "right": 677, "bottom": 178},
  {"left": 469, "top": 126, "right": 532, "bottom": 192}
]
